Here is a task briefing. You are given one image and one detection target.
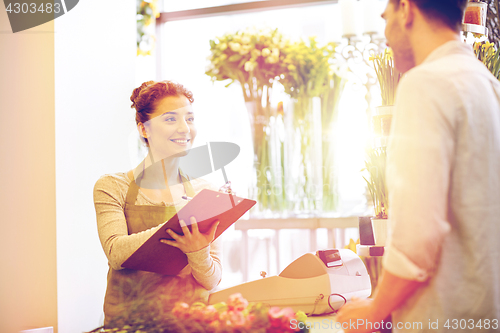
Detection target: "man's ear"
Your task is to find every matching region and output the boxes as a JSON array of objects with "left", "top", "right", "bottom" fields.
[{"left": 399, "top": 0, "right": 415, "bottom": 28}]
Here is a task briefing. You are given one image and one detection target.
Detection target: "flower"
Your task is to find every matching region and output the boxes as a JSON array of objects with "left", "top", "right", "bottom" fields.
[
  {"left": 172, "top": 302, "right": 190, "bottom": 320},
  {"left": 229, "top": 42, "right": 241, "bottom": 52},
  {"left": 371, "top": 48, "right": 402, "bottom": 106},
  {"left": 244, "top": 60, "right": 257, "bottom": 72},
  {"left": 205, "top": 27, "right": 290, "bottom": 102},
  {"left": 227, "top": 293, "right": 249, "bottom": 312},
  {"left": 240, "top": 44, "right": 252, "bottom": 55},
  {"left": 279, "top": 37, "right": 337, "bottom": 98},
  {"left": 169, "top": 294, "right": 309, "bottom": 333}
]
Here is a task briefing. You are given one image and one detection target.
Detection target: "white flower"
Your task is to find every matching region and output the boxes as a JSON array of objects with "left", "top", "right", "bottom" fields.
[
  {"left": 267, "top": 55, "right": 279, "bottom": 64},
  {"left": 271, "top": 48, "right": 280, "bottom": 57},
  {"left": 244, "top": 61, "right": 257, "bottom": 72},
  {"left": 240, "top": 45, "right": 251, "bottom": 55},
  {"left": 262, "top": 48, "right": 271, "bottom": 57},
  {"left": 206, "top": 53, "right": 213, "bottom": 61},
  {"left": 229, "top": 42, "right": 241, "bottom": 52},
  {"left": 241, "top": 36, "right": 251, "bottom": 44},
  {"left": 251, "top": 49, "right": 261, "bottom": 58}
]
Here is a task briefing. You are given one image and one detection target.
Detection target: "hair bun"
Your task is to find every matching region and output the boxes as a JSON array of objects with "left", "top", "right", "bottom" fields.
[{"left": 130, "top": 80, "right": 155, "bottom": 109}]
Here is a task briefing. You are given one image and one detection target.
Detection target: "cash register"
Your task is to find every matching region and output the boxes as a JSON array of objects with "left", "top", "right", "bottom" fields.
[{"left": 209, "top": 249, "right": 371, "bottom": 315}]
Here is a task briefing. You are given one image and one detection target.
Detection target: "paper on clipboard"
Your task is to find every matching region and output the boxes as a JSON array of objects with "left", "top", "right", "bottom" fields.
[{"left": 122, "top": 189, "right": 256, "bottom": 275}]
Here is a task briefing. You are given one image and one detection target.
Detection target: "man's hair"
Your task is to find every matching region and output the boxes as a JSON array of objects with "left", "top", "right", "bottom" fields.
[{"left": 390, "top": 0, "right": 468, "bottom": 30}]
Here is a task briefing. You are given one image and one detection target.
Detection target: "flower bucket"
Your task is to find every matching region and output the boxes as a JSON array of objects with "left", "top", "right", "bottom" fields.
[{"left": 371, "top": 217, "right": 389, "bottom": 246}]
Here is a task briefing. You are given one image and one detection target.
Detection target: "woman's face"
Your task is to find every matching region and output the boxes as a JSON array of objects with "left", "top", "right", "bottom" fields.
[{"left": 140, "top": 95, "right": 197, "bottom": 160}]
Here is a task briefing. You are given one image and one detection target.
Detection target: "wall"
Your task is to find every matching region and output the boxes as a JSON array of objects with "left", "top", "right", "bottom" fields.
[
  {"left": 0, "top": 10, "right": 57, "bottom": 333},
  {"left": 54, "top": 1, "right": 136, "bottom": 332}
]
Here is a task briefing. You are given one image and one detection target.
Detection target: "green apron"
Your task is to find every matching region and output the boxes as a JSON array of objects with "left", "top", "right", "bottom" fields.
[{"left": 103, "top": 171, "right": 208, "bottom": 326}]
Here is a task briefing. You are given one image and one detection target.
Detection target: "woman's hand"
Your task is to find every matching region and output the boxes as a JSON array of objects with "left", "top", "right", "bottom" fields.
[{"left": 160, "top": 216, "right": 219, "bottom": 253}]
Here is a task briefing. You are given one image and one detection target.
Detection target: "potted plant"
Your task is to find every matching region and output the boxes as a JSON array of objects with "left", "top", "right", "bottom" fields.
[
  {"left": 362, "top": 146, "right": 389, "bottom": 246},
  {"left": 370, "top": 48, "right": 402, "bottom": 139}
]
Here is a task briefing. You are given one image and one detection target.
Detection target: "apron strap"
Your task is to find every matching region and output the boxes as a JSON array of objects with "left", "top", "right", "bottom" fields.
[{"left": 125, "top": 176, "right": 140, "bottom": 207}]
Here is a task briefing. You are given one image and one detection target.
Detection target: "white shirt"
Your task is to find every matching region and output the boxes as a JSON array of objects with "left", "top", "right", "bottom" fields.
[{"left": 383, "top": 41, "right": 500, "bottom": 332}]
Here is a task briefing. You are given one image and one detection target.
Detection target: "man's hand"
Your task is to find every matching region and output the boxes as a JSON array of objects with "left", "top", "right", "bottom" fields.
[
  {"left": 336, "top": 298, "right": 378, "bottom": 333},
  {"left": 160, "top": 216, "right": 219, "bottom": 253},
  {"left": 336, "top": 269, "right": 424, "bottom": 333}
]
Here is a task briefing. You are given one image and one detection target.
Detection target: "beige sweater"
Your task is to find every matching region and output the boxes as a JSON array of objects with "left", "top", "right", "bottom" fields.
[{"left": 93, "top": 172, "right": 222, "bottom": 290}]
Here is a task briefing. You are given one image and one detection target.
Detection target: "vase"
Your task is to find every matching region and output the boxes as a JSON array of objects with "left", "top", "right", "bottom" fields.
[
  {"left": 245, "top": 99, "right": 285, "bottom": 217},
  {"left": 320, "top": 75, "right": 345, "bottom": 213},
  {"left": 371, "top": 217, "right": 390, "bottom": 246},
  {"left": 284, "top": 95, "right": 322, "bottom": 216},
  {"left": 373, "top": 105, "right": 395, "bottom": 148}
]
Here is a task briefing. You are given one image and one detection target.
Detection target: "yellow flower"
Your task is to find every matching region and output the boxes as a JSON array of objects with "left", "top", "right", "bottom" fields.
[
  {"left": 251, "top": 49, "right": 261, "bottom": 58},
  {"left": 240, "top": 45, "right": 251, "bottom": 55},
  {"left": 229, "top": 42, "right": 241, "bottom": 52},
  {"left": 244, "top": 61, "right": 257, "bottom": 72},
  {"left": 262, "top": 48, "right": 271, "bottom": 57},
  {"left": 267, "top": 55, "right": 279, "bottom": 64},
  {"left": 219, "top": 42, "right": 228, "bottom": 51}
]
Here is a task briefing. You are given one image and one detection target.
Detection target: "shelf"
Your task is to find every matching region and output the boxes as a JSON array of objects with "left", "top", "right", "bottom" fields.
[
  {"left": 357, "top": 244, "right": 385, "bottom": 257},
  {"left": 462, "top": 23, "right": 488, "bottom": 36},
  {"left": 235, "top": 216, "right": 359, "bottom": 230}
]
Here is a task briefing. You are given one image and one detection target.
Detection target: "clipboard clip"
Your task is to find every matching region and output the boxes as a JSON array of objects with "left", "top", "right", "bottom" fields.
[{"left": 219, "top": 181, "right": 235, "bottom": 195}]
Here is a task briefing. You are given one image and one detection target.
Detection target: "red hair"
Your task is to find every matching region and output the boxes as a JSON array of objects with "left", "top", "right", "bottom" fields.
[
  {"left": 130, "top": 80, "right": 194, "bottom": 125},
  {"left": 130, "top": 80, "right": 194, "bottom": 146}
]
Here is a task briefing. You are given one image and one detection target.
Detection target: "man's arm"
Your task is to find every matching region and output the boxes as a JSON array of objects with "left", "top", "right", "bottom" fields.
[
  {"left": 336, "top": 270, "right": 424, "bottom": 333},
  {"left": 337, "top": 69, "right": 455, "bottom": 332}
]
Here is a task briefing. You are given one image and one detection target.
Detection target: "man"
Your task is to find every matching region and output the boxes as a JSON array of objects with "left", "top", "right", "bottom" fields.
[{"left": 337, "top": 0, "right": 500, "bottom": 332}]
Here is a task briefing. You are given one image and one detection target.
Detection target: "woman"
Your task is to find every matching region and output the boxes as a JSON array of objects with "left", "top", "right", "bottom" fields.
[{"left": 93, "top": 80, "right": 222, "bottom": 327}]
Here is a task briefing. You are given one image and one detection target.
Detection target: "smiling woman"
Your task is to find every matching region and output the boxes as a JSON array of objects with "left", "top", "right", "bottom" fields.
[{"left": 93, "top": 80, "right": 222, "bottom": 328}]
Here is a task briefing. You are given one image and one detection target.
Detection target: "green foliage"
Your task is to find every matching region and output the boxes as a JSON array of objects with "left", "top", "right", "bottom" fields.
[
  {"left": 136, "top": 0, "right": 160, "bottom": 56},
  {"left": 370, "top": 49, "right": 402, "bottom": 106},
  {"left": 205, "top": 27, "right": 289, "bottom": 100},
  {"left": 279, "top": 37, "right": 337, "bottom": 98},
  {"left": 362, "top": 147, "right": 388, "bottom": 219},
  {"left": 474, "top": 41, "right": 500, "bottom": 79},
  {"left": 205, "top": 28, "right": 338, "bottom": 100}
]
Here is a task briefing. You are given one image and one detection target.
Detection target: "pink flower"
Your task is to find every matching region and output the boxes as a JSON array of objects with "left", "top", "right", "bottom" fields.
[
  {"left": 208, "top": 320, "right": 221, "bottom": 332},
  {"left": 227, "top": 293, "right": 249, "bottom": 312},
  {"left": 201, "top": 305, "right": 220, "bottom": 323},
  {"left": 230, "top": 310, "right": 247, "bottom": 327},
  {"left": 172, "top": 302, "right": 190, "bottom": 320},
  {"left": 268, "top": 307, "right": 297, "bottom": 332},
  {"left": 189, "top": 306, "right": 207, "bottom": 322}
]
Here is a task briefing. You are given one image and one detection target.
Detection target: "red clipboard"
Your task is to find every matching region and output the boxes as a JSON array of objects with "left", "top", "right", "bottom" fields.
[{"left": 122, "top": 189, "right": 256, "bottom": 275}]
